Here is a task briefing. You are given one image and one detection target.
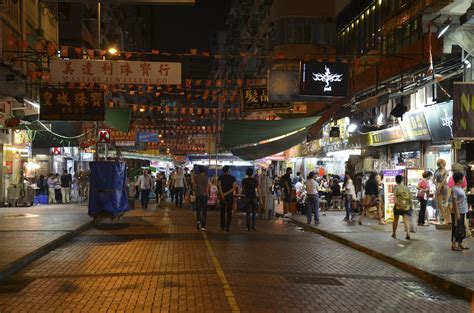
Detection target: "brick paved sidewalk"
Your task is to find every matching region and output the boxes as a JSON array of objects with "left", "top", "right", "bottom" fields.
[
  {"left": 288, "top": 210, "right": 474, "bottom": 300},
  {"left": 0, "top": 203, "right": 470, "bottom": 312},
  {"left": 0, "top": 204, "right": 91, "bottom": 279}
]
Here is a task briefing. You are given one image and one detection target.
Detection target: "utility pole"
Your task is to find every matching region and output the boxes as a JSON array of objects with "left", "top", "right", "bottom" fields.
[{"left": 94, "top": 1, "right": 101, "bottom": 161}]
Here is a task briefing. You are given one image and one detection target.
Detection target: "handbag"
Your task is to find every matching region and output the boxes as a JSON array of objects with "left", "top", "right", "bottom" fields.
[{"left": 416, "top": 190, "right": 425, "bottom": 200}]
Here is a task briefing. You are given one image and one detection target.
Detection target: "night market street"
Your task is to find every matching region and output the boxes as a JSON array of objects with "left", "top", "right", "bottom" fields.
[{"left": 0, "top": 202, "right": 470, "bottom": 312}]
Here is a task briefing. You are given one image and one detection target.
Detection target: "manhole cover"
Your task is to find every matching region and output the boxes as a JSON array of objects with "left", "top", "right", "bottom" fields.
[
  {"left": 3, "top": 213, "right": 39, "bottom": 219},
  {"left": 0, "top": 279, "right": 35, "bottom": 293},
  {"left": 287, "top": 276, "right": 343, "bottom": 286}
]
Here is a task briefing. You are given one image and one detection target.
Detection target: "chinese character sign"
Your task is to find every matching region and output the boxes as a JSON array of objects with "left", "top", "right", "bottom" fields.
[
  {"left": 50, "top": 58, "right": 182, "bottom": 85},
  {"left": 453, "top": 83, "right": 474, "bottom": 138},
  {"left": 399, "top": 110, "right": 430, "bottom": 141},
  {"left": 40, "top": 88, "right": 105, "bottom": 121},
  {"left": 241, "top": 88, "right": 291, "bottom": 112},
  {"left": 137, "top": 131, "right": 159, "bottom": 143}
]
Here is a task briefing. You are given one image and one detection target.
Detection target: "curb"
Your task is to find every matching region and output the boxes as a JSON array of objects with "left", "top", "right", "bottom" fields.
[
  {"left": 0, "top": 221, "right": 94, "bottom": 281},
  {"left": 289, "top": 217, "right": 473, "bottom": 302}
]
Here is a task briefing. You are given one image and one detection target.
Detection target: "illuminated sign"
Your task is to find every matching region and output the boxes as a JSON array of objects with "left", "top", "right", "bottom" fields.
[{"left": 300, "top": 61, "right": 348, "bottom": 97}]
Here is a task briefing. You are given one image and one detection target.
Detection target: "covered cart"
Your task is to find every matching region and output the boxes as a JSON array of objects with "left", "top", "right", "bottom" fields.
[{"left": 88, "top": 161, "right": 129, "bottom": 224}]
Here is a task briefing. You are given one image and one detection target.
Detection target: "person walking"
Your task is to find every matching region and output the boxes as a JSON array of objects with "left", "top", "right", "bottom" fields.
[
  {"left": 137, "top": 169, "right": 153, "bottom": 210},
  {"left": 344, "top": 173, "right": 356, "bottom": 222},
  {"left": 242, "top": 168, "right": 259, "bottom": 231},
  {"left": 194, "top": 166, "right": 210, "bottom": 231},
  {"left": 47, "top": 174, "right": 56, "bottom": 204},
  {"left": 174, "top": 168, "right": 187, "bottom": 208},
  {"left": 169, "top": 171, "right": 176, "bottom": 203},
  {"left": 258, "top": 169, "right": 271, "bottom": 219},
  {"left": 451, "top": 172, "right": 469, "bottom": 251},
  {"left": 218, "top": 166, "right": 237, "bottom": 232},
  {"left": 282, "top": 167, "right": 293, "bottom": 216},
  {"left": 392, "top": 175, "right": 413, "bottom": 240},
  {"left": 359, "top": 172, "right": 386, "bottom": 225},
  {"left": 60, "top": 170, "right": 72, "bottom": 204},
  {"left": 305, "top": 172, "right": 320, "bottom": 225},
  {"left": 417, "top": 171, "right": 432, "bottom": 226},
  {"left": 54, "top": 174, "right": 62, "bottom": 204},
  {"left": 155, "top": 172, "right": 164, "bottom": 207}
]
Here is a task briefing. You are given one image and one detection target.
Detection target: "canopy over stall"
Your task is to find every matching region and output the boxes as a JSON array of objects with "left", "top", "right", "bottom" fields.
[{"left": 223, "top": 116, "right": 320, "bottom": 160}]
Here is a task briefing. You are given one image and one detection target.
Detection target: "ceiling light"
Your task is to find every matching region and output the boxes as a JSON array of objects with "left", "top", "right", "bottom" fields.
[
  {"left": 347, "top": 123, "right": 358, "bottom": 133},
  {"left": 139, "top": 107, "right": 146, "bottom": 113},
  {"left": 158, "top": 134, "right": 162, "bottom": 138},
  {"left": 437, "top": 17, "right": 451, "bottom": 38}
]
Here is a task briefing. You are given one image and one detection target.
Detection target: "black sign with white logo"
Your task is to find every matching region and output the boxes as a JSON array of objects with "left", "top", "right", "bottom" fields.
[
  {"left": 299, "top": 61, "right": 349, "bottom": 97},
  {"left": 423, "top": 101, "right": 453, "bottom": 143}
]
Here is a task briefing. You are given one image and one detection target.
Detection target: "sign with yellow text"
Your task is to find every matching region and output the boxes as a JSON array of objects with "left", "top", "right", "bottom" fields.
[
  {"left": 50, "top": 59, "right": 181, "bottom": 85},
  {"left": 453, "top": 83, "right": 474, "bottom": 138},
  {"left": 241, "top": 88, "right": 291, "bottom": 112},
  {"left": 40, "top": 88, "right": 105, "bottom": 121}
]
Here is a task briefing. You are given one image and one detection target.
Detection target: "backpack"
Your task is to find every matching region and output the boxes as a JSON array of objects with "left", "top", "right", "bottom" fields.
[{"left": 396, "top": 187, "right": 412, "bottom": 211}]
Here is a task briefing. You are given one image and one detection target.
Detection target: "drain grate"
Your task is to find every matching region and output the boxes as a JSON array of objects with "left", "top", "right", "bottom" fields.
[
  {"left": 400, "top": 282, "right": 453, "bottom": 301},
  {"left": 287, "top": 276, "right": 343, "bottom": 286},
  {"left": 0, "top": 279, "right": 35, "bottom": 293}
]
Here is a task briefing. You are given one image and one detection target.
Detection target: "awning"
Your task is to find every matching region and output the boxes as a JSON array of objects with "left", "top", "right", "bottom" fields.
[
  {"left": 222, "top": 116, "right": 319, "bottom": 147},
  {"left": 105, "top": 107, "right": 131, "bottom": 133},
  {"left": 231, "top": 129, "right": 308, "bottom": 160}
]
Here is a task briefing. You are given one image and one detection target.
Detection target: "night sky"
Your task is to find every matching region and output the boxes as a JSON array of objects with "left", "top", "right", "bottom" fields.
[{"left": 149, "top": 0, "right": 232, "bottom": 53}]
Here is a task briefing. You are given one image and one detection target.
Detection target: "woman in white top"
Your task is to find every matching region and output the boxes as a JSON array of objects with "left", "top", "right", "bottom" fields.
[
  {"left": 305, "top": 172, "right": 320, "bottom": 225},
  {"left": 344, "top": 173, "right": 356, "bottom": 222}
]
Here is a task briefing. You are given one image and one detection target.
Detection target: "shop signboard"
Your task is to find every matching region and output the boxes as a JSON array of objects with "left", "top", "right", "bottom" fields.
[
  {"left": 137, "top": 131, "right": 159, "bottom": 143},
  {"left": 241, "top": 87, "right": 291, "bottom": 112},
  {"left": 382, "top": 169, "right": 404, "bottom": 223},
  {"left": 370, "top": 126, "right": 404, "bottom": 146},
  {"left": 299, "top": 61, "right": 348, "bottom": 97},
  {"left": 111, "top": 129, "right": 136, "bottom": 141},
  {"left": 50, "top": 58, "right": 182, "bottom": 85},
  {"left": 115, "top": 141, "right": 136, "bottom": 147},
  {"left": 268, "top": 70, "right": 299, "bottom": 102},
  {"left": 453, "top": 83, "right": 474, "bottom": 138},
  {"left": 39, "top": 88, "right": 105, "bottom": 121},
  {"left": 98, "top": 129, "right": 111, "bottom": 143},
  {"left": 51, "top": 147, "right": 61, "bottom": 155},
  {"left": 399, "top": 110, "right": 430, "bottom": 141},
  {"left": 423, "top": 101, "right": 453, "bottom": 143}
]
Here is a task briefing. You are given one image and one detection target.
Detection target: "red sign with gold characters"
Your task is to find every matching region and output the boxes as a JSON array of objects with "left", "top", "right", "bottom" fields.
[{"left": 40, "top": 88, "right": 105, "bottom": 121}]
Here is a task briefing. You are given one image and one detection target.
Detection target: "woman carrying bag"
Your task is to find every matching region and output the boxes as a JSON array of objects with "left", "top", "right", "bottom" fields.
[{"left": 416, "top": 171, "right": 432, "bottom": 226}]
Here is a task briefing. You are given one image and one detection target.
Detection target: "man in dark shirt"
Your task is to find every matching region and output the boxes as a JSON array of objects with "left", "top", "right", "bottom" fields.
[
  {"left": 218, "top": 166, "right": 237, "bottom": 232},
  {"left": 242, "top": 168, "right": 259, "bottom": 231},
  {"left": 60, "top": 170, "right": 72, "bottom": 203},
  {"left": 194, "top": 166, "right": 209, "bottom": 231},
  {"left": 282, "top": 167, "right": 293, "bottom": 215}
]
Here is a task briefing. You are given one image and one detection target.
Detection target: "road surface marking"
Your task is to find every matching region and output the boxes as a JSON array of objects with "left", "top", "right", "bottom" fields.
[{"left": 201, "top": 231, "right": 240, "bottom": 312}]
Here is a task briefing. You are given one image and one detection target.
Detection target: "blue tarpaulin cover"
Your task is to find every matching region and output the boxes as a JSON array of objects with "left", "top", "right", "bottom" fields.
[{"left": 88, "top": 161, "right": 129, "bottom": 217}]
